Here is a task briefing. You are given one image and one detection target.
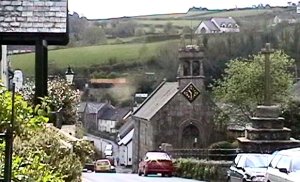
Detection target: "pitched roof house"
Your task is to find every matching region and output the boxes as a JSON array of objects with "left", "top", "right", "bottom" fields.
[
  {"left": 195, "top": 17, "right": 240, "bottom": 34},
  {"left": 98, "top": 106, "right": 130, "bottom": 133},
  {"left": 118, "top": 129, "right": 134, "bottom": 166},
  {"left": 82, "top": 102, "right": 107, "bottom": 131}
]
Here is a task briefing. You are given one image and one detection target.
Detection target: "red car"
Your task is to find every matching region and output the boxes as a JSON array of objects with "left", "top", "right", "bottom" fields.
[{"left": 138, "top": 151, "right": 174, "bottom": 177}]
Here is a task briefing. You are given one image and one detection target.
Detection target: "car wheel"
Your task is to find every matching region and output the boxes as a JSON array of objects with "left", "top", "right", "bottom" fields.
[
  {"left": 143, "top": 169, "right": 148, "bottom": 177},
  {"left": 167, "top": 173, "right": 172, "bottom": 177},
  {"left": 162, "top": 173, "right": 165, "bottom": 177},
  {"left": 227, "top": 177, "right": 230, "bottom": 182},
  {"left": 138, "top": 169, "right": 142, "bottom": 176}
]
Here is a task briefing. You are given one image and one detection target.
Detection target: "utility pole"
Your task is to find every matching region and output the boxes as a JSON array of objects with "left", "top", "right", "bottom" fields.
[{"left": 261, "top": 43, "right": 274, "bottom": 106}]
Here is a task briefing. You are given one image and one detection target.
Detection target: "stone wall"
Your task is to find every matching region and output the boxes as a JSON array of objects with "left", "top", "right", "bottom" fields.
[{"left": 0, "top": 0, "right": 67, "bottom": 33}]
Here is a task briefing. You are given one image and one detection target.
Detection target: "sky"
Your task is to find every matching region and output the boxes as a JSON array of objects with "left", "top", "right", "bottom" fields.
[{"left": 68, "top": 0, "right": 290, "bottom": 19}]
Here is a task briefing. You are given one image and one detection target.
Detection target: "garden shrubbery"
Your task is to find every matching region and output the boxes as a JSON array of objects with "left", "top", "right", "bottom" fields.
[
  {"left": 0, "top": 82, "right": 94, "bottom": 181},
  {"left": 174, "top": 158, "right": 231, "bottom": 181},
  {"left": 208, "top": 141, "right": 238, "bottom": 161}
]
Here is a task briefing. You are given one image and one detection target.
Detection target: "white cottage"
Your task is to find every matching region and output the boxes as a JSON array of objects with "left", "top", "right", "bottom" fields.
[
  {"left": 195, "top": 17, "right": 240, "bottom": 34},
  {"left": 118, "top": 129, "right": 134, "bottom": 166}
]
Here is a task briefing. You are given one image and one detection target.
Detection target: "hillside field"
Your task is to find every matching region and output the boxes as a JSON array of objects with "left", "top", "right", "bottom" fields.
[{"left": 11, "top": 40, "right": 177, "bottom": 76}]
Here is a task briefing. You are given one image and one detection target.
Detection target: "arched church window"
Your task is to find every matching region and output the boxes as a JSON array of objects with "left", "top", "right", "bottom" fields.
[
  {"left": 183, "top": 60, "right": 190, "bottom": 76},
  {"left": 192, "top": 61, "right": 200, "bottom": 76}
]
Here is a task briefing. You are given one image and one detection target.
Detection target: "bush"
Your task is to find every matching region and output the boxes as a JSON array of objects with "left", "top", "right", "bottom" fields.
[
  {"left": 208, "top": 141, "right": 237, "bottom": 161},
  {"left": 209, "top": 141, "right": 234, "bottom": 149},
  {"left": 174, "top": 158, "right": 232, "bottom": 181}
]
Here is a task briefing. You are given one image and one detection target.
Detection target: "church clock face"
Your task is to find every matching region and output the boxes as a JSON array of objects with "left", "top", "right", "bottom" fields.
[{"left": 181, "top": 83, "right": 200, "bottom": 103}]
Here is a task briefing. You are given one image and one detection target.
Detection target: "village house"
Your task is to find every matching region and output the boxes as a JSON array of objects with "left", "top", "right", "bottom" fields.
[
  {"left": 97, "top": 106, "right": 129, "bottom": 133},
  {"left": 80, "top": 102, "right": 107, "bottom": 131},
  {"left": 132, "top": 45, "right": 223, "bottom": 171},
  {"left": 195, "top": 17, "right": 240, "bottom": 34},
  {"left": 118, "top": 128, "right": 134, "bottom": 166},
  {"left": 117, "top": 116, "right": 134, "bottom": 166}
]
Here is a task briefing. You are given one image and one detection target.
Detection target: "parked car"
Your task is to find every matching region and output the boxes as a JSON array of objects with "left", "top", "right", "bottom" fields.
[
  {"left": 83, "top": 161, "right": 95, "bottom": 172},
  {"left": 227, "top": 153, "right": 272, "bottom": 182},
  {"left": 95, "top": 159, "right": 116, "bottom": 173},
  {"left": 265, "top": 147, "right": 300, "bottom": 182},
  {"left": 138, "top": 151, "right": 174, "bottom": 177}
]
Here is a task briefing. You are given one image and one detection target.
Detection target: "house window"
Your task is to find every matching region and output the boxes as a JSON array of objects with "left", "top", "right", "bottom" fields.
[
  {"left": 235, "top": 24, "right": 239, "bottom": 28},
  {"left": 228, "top": 23, "right": 232, "bottom": 28},
  {"left": 221, "top": 24, "right": 226, "bottom": 28},
  {"left": 200, "top": 27, "right": 206, "bottom": 33}
]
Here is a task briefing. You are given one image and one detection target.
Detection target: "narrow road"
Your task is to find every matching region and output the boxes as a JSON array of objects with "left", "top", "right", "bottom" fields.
[
  {"left": 82, "top": 172, "right": 205, "bottom": 182},
  {"left": 85, "top": 133, "right": 118, "bottom": 156}
]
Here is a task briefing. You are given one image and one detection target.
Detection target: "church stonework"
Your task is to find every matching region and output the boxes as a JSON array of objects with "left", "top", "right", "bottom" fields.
[{"left": 132, "top": 45, "right": 220, "bottom": 172}]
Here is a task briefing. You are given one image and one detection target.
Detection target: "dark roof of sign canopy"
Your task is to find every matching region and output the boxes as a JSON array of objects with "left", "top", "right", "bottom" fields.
[{"left": 0, "top": 0, "right": 69, "bottom": 45}]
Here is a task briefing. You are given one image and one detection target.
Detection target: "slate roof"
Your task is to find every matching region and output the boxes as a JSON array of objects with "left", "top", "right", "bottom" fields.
[
  {"left": 0, "top": 0, "right": 67, "bottom": 33},
  {"left": 202, "top": 20, "right": 219, "bottom": 31},
  {"left": 100, "top": 106, "right": 130, "bottom": 121},
  {"left": 118, "top": 129, "right": 134, "bottom": 146},
  {"left": 118, "top": 118, "right": 134, "bottom": 139},
  {"left": 212, "top": 17, "right": 237, "bottom": 26},
  {"left": 86, "top": 102, "right": 106, "bottom": 114},
  {"left": 133, "top": 81, "right": 179, "bottom": 121}
]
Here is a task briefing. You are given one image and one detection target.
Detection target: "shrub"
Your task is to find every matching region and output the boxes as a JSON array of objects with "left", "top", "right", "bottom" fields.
[
  {"left": 208, "top": 141, "right": 237, "bottom": 160},
  {"left": 175, "top": 158, "right": 232, "bottom": 181}
]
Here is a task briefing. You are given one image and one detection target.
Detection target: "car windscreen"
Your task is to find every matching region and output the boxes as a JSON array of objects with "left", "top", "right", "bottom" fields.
[
  {"left": 244, "top": 155, "right": 270, "bottom": 168},
  {"left": 145, "top": 152, "right": 171, "bottom": 160},
  {"left": 97, "top": 160, "right": 110, "bottom": 165},
  {"left": 292, "top": 158, "right": 300, "bottom": 172}
]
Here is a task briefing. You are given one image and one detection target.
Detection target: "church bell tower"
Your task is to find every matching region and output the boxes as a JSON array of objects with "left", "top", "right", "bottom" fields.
[{"left": 177, "top": 45, "right": 205, "bottom": 102}]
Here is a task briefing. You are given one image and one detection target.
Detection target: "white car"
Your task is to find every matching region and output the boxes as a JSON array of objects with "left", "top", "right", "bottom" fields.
[{"left": 265, "top": 148, "right": 300, "bottom": 182}]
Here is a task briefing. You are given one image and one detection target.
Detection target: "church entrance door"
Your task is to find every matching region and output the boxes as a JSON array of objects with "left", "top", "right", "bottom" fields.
[{"left": 182, "top": 124, "right": 199, "bottom": 148}]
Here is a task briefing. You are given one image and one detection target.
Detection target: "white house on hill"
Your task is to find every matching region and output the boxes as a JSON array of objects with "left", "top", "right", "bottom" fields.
[{"left": 195, "top": 17, "right": 240, "bottom": 34}]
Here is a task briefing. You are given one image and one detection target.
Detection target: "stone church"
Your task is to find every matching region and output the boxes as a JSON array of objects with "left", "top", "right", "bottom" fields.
[{"left": 132, "top": 44, "right": 221, "bottom": 170}]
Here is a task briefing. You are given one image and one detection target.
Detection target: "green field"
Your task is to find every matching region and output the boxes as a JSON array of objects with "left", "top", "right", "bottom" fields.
[
  {"left": 134, "top": 9, "right": 272, "bottom": 28},
  {"left": 136, "top": 19, "right": 200, "bottom": 28},
  {"left": 11, "top": 40, "right": 178, "bottom": 76},
  {"left": 189, "top": 9, "right": 272, "bottom": 18}
]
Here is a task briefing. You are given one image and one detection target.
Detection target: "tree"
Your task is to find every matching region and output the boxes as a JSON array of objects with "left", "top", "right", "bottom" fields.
[
  {"left": 0, "top": 85, "right": 93, "bottom": 181},
  {"left": 213, "top": 50, "right": 295, "bottom": 120},
  {"left": 163, "top": 22, "right": 177, "bottom": 35},
  {"left": 155, "top": 42, "right": 180, "bottom": 81},
  {"left": 82, "top": 27, "right": 107, "bottom": 45},
  {"left": 21, "top": 78, "right": 80, "bottom": 125}
]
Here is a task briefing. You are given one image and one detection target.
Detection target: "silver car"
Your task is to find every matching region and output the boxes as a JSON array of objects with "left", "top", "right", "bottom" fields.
[
  {"left": 265, "top": 148, "right": 300, "bottom": 182},
  {"left": 227, "top": 153, "right": 272, "bottom": 182}
]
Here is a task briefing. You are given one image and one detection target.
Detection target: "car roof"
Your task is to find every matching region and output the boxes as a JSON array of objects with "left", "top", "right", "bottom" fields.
[
  {"left": 237, "top": 153, "right": 272, "bottom": 157},
  {"left": 97, "top": 159, "right": 110, "bottom": 162},
  {"left": 276, "top": 147, "right": 300, "bottom": 156}
]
